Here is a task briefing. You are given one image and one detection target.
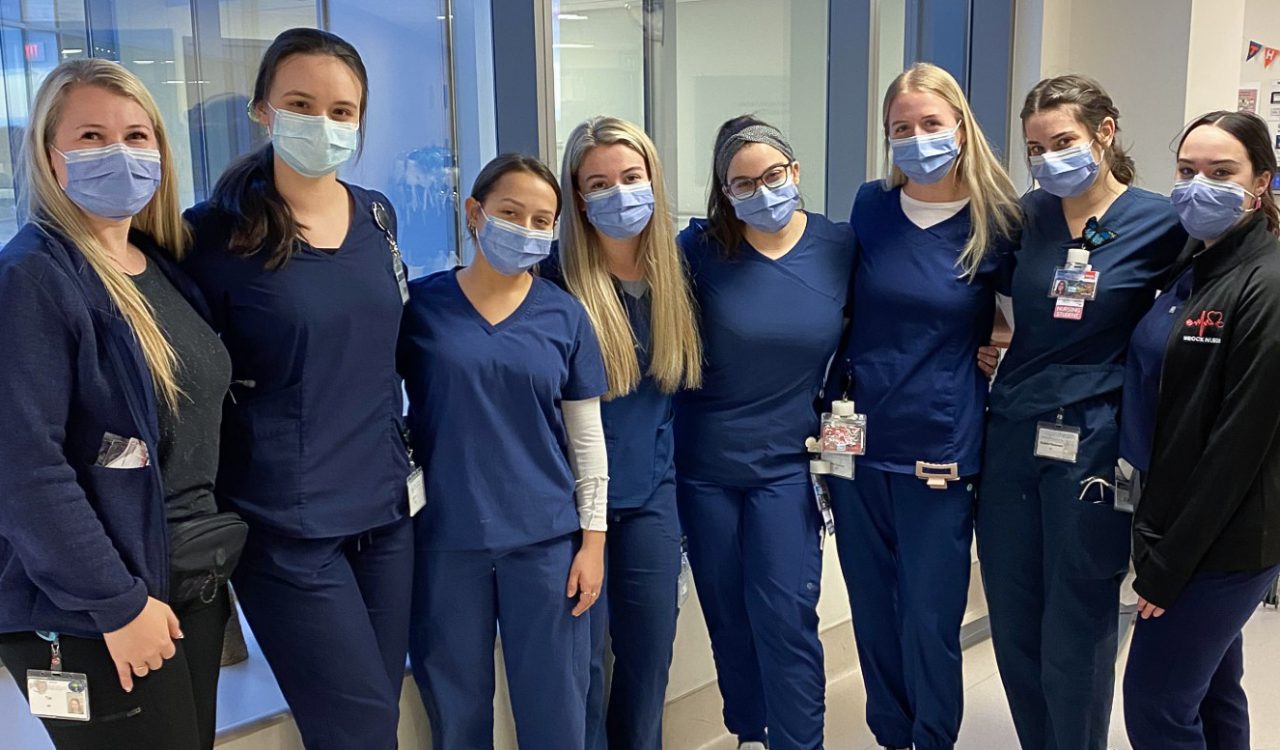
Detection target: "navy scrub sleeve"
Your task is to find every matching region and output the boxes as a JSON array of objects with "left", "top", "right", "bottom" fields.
[
  {"left": 674, "top": 214, "right": 856, "bottom": 485},
  {"left": 182, "top": 185, "right": 410, "bottom": 538}
]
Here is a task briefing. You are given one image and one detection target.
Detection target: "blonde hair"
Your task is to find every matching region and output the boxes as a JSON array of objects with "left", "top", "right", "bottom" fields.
[
  {"left": 882, "top": 63, "right": 1021, "bottom": 278},
  {"left": 559, "top": 116, "right": 703, "bottom": 399},
  {"left": 21, "top": 59, "right": 188, "bottom": 408}
]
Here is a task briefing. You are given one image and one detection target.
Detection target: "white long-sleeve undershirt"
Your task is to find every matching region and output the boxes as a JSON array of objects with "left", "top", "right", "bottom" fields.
[{"left": 562, "top": 397, "right": 609, "bottom": 533}]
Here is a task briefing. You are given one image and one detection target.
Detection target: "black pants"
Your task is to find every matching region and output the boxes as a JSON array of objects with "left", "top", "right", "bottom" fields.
[{"left": 0, "top": 586, "right": 230, "bottom": 750}]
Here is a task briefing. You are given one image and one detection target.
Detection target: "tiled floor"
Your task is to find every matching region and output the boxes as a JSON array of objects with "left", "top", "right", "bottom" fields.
[
  {"left": 823, "top": 605, "right": 1280, "bottom": 750},
  {"left": 4, "top": 606, "right": 1278, "bottom": 749}
]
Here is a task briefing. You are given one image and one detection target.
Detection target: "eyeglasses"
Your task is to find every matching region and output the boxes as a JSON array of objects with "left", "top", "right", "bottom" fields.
[{"left": 724, "top": 162, "right": 793, "bottom": 200}]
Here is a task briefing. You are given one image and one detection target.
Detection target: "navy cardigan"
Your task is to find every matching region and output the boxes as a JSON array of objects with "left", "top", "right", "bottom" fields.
[{"left": 0, "top": 222, "right": 211, "bottom": 638}]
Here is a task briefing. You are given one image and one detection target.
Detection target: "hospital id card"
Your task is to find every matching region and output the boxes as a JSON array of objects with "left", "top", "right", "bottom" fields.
[
  {"left": 1048, "top": 267, "right": 1099, "bottom": 301},
  {"left": 1034, "top": 421, "right": 1081, "bottom": 463},
  {"left": 27, "top": 670, "right": 90, "bottom": 721},
  {"left": 407, "top": 466, "right": 426, "bottom": 517}
]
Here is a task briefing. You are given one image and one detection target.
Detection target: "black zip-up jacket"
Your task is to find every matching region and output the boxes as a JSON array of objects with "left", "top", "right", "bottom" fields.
[{"left": 1133, "top": 215, "right": 1280, "bottom": 608}]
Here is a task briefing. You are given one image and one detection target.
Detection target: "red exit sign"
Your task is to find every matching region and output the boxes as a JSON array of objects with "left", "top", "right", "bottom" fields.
[{"left": 24, "top": 42, "right": 45, "bottom": 62}]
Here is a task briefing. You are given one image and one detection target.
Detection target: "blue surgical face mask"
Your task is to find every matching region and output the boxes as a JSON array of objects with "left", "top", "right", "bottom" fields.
[
  {"left": 890, "top": 127, "right": 961, "bottom": 185},
  {"left": 1171, "top": 174, "right": 1256, "bottom": 242},
  {"left": 269, "top": 104, "right": 359, "bottom": 178},
  {"left": 477, "top": 209, "right": 553, "bottom": 276},
  {"left": 729, "top": 178, "right": 801, "bottom": 234},
  {"left": 57, "top": 143, "right": 162, "bottom": 220},
  {"left": 1029, "top": 142, "right": 1100, "bottom": 198},
  {"left": 583, "top": 182, "right": 655, "bottom": 240}
]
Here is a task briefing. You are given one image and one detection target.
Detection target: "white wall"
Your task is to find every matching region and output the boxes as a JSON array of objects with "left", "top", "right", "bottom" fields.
[
  {"left": 672, "top": 0, "right": 829, "bottom": 219},
  {"left": 1185, "top": 0, "right": 1246, "bottom": 121},
  {"left": 1239, "top": 0, "right": 1280, "bottom": 86},
  {"left": 1030, "top": 0, "right": 1194, "bottom": 193},
  {"left": 1237, "top": 0, "right": 1280, "bottom": 166}
]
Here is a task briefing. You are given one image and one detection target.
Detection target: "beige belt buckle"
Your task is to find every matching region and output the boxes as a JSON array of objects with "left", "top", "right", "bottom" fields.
[{"left": 915, "top": 461, "right": 959, "bottom": 490}]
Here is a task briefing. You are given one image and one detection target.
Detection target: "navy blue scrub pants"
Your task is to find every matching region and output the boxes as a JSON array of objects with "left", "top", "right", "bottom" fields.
[
  {"left": 411, "top": 532, "right": 590, "bottom": 750},
  {"left": 677, "top": 476, "right": 826, "bottom": 750},
  {"left": 1124, "top": 564, "right": 1280, "bottom": 750},
  {"left": 829, "top": 466, "right": 974, "bottom": 750},
  {"left": 586, "top": 479, "right": 682, "bottom": 750},
  {"left": 976, "top": 397, "right": 1131, "bottom": 750},
  {"left": 230, "top": 516, "right": 414, "bottom": 750}
]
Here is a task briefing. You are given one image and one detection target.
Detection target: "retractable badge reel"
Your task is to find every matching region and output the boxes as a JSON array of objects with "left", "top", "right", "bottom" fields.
[
  {"left": 807, "top": 395, "right": 867, "bottom": 536},
  {"left": 372, "top": 202, "right": 410, "bottom": 305},
  {"left": 27, "top": 633, "right": 90, "bottom": 722}
]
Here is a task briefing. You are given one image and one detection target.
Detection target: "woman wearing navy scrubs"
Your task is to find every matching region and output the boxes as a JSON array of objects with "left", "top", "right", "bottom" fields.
[
  {"left": 182, "top": 29, "right": 414, "bottom": 750},
  {"left": 676, "top": 117, "right": 855, "bottom": 750},
  {"left": 400, "top": 154, "right": 609, "bottom": 750},
  {"left": 549, "top": 116, "right": 703, "bottom": 749},
  {"left": 832, "top": 63, "right": 1020, "bottom": 750},
  {"left": 1121, "top": 111, "right": 1280, "bottom": 750},
  {"left": 976, "top": 75, "right": 1185, "bottom": 750},
  {"left": 0, "top": 60, "right": 230, "bottom": 749}
]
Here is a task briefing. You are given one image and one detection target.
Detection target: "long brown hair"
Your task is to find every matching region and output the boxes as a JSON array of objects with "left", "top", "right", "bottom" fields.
[
  {"left": 1021, "top": 74, "right": 1136, "bottom": 185},
  {"left": 1177, "top": 110, "right": 1280, "bottom": 236},
  {"left": 210, "top": 28, "right": 369, "bottom": 269},
  {"left": 21, "top": 59, "right": 188, "bottom": 408},
  {"left": 559, "top": 117, "right": 702, "bottom": 398}
]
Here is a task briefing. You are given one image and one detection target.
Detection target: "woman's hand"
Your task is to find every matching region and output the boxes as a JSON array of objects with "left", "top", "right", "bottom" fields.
[
  {"left": 1136, "top": 595, "right": 1166, "bottom": 620},
  {"left": 567, "top": 530, "right": 606, "bottom": 617},
  {"left": 102, "top": 596, "right": 183, "bottom": 692},
  {"left": 978, "top": 345, "right": 1002, "bottom": 380}
]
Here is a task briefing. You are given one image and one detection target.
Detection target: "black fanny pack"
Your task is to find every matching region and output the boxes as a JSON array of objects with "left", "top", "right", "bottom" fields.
[{"left": 168, "top": 512, "right": 248, "bottom": 606}]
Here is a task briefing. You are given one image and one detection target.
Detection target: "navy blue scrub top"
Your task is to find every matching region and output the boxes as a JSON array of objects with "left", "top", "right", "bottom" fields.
[
  {"left": 541, "top": 254, "right": 674, "bottom": 510},
  {"left": 990, "top": 187, "right": 1185, "bottom": 421},
  {"left": 1121, "top": 266, "right": 1195, "bottom": 473},
  {"left": 183, "top": 185, "right": 410, "bottom": 538},
  {"left": 675, "top": 213, "right": 856, "bottom": 486},
  {"left": 398, "top": 269, "right": 608, "bottom": 551},
  {"left": 842, "top": 181, "right": 1008, "bottom": 477}
]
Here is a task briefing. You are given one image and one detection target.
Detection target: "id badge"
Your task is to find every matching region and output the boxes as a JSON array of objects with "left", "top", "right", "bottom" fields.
[
  {"left": 1034, "top": 421, "right": 1081, "bottom": 463},
  {"left": 1048, "top": 267, "right": 1099, "bottom": 301},
  {"left": 27, "top": 670, "right": 90, "bottom": 721},
  {"left": 820, "top": 409, "right": 867, "bottom": 456},
  {"left": 810, "top": 474, "right": 837, "bottom": 537},
  {"left": 823, "top": 452, "right": 855, "bottom": 480},
  {"left": 407, "top": 466, "right": 426, "bottom": 517},
  {"left": 1053, "top": 297, "right": 1085, "bottom": 320}
]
